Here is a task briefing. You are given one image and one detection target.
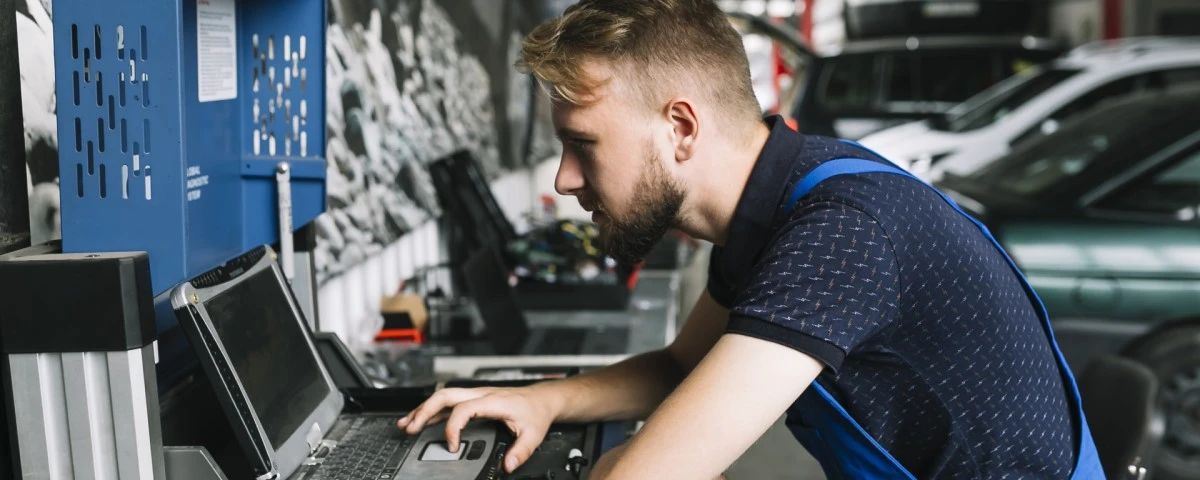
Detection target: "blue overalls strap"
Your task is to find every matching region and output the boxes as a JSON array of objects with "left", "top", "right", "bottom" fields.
[{"left": 783, "top": 154, "right": 1104, "bottom": 479}]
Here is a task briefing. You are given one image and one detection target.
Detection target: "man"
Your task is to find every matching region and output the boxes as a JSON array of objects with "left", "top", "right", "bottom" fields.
[{"left": 398, "top": 1, "right": 1103, "bottom": 478}]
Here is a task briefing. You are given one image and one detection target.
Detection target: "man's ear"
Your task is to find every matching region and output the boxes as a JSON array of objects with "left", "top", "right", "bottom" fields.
[{"left": 666, "top": 98, "right": 699, "bottom": 163}]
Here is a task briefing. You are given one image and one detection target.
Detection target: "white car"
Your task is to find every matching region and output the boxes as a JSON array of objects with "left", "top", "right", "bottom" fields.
[{"left": 859, "top": 37, "right": 1200, "bottom": 181}]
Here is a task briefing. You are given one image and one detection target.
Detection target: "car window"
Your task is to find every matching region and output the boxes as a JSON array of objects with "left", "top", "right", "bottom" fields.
[
  {"left": 820, "top": 54, "right": 876, "bottom": 109},
  {"left": 1096, "top": 148, "right": 1200, "bottom": 219},
  {"left": 989, "top": 132, "right": 1115, "bottom": 197},
  {"left": 940, "top": 67, "right": 1081, "bottom": 133},
  {"left": 1147, "top": 66, "right": 1200, "bottom": 90},
  {"left": 1000, "top": 49, "right": 1059, "bottom": 78},
  {"left": 1047, "top": 75, "right": 1141, "bottom": 124},
  {"left": 884, "top": 53, "right": 916, "bottom": 103},
  {"left": 975, "top": 97, "right": 1170, "bottom": 198},
  {"left": 1160, "top": 12, "right": 1200, "bottom": 36},
  {"left": 916, "top": 51, "right": 997, "bottom": 104},
  {"left": 1008, "top": 74, "right": 1146, "bottom": 149}
]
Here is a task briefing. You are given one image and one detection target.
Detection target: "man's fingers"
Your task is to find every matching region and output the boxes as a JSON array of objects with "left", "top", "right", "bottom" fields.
[
  {"left": 422, "top": 411, "right": 450, "bottom": 428},
  {"left": 443, "top": 399, "right": 486, "bottom": 452},
  {"left": 402, "top": 399, "right": 447, "bottom": 434},
  {"left": 397, "top": 411, "right": 448, "bottom": 433},
  {"left": 444, "top": 396, "right": 519, "bottom": 451},
  {"left": 401, "top": 388, "right": 481, "bottom": 434},
  {"left": 504, "top": 424, "right": 547, "bottom": 473}
]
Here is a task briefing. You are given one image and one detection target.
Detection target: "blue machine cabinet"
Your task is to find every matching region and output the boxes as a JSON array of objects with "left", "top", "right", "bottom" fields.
[{"left": 54, "top": 0, "right": 327, "bottom": 299}]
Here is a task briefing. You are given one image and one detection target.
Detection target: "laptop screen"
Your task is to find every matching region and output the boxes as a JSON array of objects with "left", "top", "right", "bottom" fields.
[{"left": 202, "top": 266, "right": 331, "bottom": 449}]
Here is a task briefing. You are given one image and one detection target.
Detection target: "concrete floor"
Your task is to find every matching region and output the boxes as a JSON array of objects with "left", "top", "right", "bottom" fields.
[{"left": 675, "top": 243, "right": 825, "bottom": 480}]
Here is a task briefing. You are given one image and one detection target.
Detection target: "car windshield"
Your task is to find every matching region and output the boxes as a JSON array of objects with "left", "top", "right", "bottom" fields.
[
  {"left": 971, "top": 96, "right": 1182, "bottom": 198},
  {"left": 817, "top": 46, "right": 1061, "bottom": 117},
  {"left": 819, "top": 54, "right": 876, "bottom": 110},
  {"left": 936, "top": 66, "right": 1081, "bottom": 133}
]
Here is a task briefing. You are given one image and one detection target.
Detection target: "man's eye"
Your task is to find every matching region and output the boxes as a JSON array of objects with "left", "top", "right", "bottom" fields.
[{"left": 570, "top": 138, "right": 594, "bottom": 150}]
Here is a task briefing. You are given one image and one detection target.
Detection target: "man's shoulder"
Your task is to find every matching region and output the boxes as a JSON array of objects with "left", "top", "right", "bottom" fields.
[
  {"left": 792, "top": 135, "right": 888, "bottom": 167},
  {"left": 785, "top": 136, "right": 907, "bottom": 200},
  {"left": 784, "top": 137, "right": 939, "bottom": 229}
]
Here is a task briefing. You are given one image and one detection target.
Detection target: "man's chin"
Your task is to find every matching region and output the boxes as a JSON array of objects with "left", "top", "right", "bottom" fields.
[{"left": 599, "top": 231, "right": 662, "bottom": 266}]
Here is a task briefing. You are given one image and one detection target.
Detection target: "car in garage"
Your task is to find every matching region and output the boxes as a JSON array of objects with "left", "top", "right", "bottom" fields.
[
  {"left": 863, "top": 36, "right": 1200, "bottom": 181},
  {"left": 934, "top": 86, "right": 1200, "bottom": 479},
  {"left": 789, "top": 34, "right": 1061, "bottom": 139}
]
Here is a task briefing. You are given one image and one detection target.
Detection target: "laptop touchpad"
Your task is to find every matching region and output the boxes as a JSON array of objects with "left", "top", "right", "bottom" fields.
[{"left": 420, "top": 442, "right": 468, "bottom": 461}]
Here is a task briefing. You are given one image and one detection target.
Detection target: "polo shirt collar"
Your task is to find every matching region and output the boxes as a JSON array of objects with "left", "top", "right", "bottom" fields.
[{"left": 714, "top": 115, "right": 807, "bottom": 290}]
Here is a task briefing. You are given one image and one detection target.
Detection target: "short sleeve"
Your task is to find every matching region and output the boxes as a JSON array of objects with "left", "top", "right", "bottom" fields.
[
  {"left": 725, "top": 200, "right": 901, "bottom": 371},
  {"left": 706, "top": 245, "right": 737, "bottom": 309}
]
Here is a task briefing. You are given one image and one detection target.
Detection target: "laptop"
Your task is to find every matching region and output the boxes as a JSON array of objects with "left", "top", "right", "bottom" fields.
[
  {"left": 169, "top": 245, "right": 594, "bottom": 479},
  {"left": 457, "top": 245, "right": 630, "bottom": 356}
]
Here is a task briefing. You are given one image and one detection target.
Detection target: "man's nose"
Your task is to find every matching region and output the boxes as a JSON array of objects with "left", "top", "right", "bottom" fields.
[{"left": 554, "top": 153, "right": 585, "bottom": 196}]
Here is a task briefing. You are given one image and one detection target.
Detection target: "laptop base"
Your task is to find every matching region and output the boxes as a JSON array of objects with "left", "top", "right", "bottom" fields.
[{"left": 286, "top": 387, "right": 604, "bottom": 480}]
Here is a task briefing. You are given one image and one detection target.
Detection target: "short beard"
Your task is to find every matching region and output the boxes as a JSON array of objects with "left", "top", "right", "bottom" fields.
[{"left": 598, "top": 151, "right": 684, "bottom": 266}]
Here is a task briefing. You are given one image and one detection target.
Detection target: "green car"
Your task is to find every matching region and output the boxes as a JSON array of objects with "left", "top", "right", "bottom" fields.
[{"left": 937, "top": 86, "right": 1200, "bottom": 479}]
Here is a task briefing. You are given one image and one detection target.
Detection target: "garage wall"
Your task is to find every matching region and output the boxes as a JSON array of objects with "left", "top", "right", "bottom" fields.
[{"left": 317, "top": 162, "right": 546, "bottom": 351}]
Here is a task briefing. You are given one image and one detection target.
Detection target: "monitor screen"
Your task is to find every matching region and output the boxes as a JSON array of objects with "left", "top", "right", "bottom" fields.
[
  {"left": 203, "top": 267, "right": 329, "bottom": 449},
  {"left": 430, "top": 151, "right": 517, "bottom": 249},
  {"left": 463, "top": 246, "right": 529, "bottom": 355}
]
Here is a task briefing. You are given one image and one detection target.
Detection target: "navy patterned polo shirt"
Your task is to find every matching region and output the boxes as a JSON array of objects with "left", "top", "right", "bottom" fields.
[{"left": 710, "top": 116, "right": 1079, "bottom": 478}]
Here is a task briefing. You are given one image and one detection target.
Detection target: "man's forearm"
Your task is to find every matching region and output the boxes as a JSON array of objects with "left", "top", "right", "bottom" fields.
[{"left": 528, "top": 348, "right": 685, "bottom": 423}]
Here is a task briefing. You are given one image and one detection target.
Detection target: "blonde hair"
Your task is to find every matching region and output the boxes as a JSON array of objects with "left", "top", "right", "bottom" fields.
[{"left": 516, "top": 0, "right": 761, "bottom": 125}]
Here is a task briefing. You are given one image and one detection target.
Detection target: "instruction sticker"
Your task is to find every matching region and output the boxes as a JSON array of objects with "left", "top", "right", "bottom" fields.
[
  {"left": 197, "top": 0, "right": 238, "bottom": 102},
  {"left": 186, "top": 165, "right": 208, "bottom": 201}
]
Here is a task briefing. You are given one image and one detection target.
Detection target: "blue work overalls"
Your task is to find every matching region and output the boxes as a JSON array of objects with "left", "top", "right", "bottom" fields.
[{"left": 779, "top": 153, "right": 1105, "bottom": 479}]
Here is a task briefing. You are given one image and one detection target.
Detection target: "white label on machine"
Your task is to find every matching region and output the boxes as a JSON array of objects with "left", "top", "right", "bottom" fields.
[
  {"left": 196, "top": 0, "right": 238, "bottom": 102},
  {"left": 186, "top": 165, "right": 208, "bottom": 201}
]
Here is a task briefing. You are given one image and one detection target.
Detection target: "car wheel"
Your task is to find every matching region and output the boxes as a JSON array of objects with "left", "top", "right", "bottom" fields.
[{"left": 1121, "top": 319, "right": 1200, "bottom": 480}]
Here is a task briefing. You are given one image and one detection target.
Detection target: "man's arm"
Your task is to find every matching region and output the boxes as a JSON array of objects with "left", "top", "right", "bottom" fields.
[
  {"left": 399, "top": 290, "right": 731, "bottom": 472},
  {"left": 590, "top": 333, "right": 824, "bottom": 480},
  {"left": 540, "top": 289, "right": 732, "bottom": 423}
]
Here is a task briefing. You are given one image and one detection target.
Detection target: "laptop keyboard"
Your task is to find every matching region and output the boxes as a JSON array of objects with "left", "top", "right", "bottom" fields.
[{"left": 308, "top": 416, "right": 412, "bottom": 480}]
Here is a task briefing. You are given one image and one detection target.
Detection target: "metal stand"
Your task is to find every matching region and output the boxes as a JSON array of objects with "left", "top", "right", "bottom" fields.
[
  {"left": 0, "top": 0, "right": 30, "bottom": 256},
  {"left": 0, "top": 246, "right": 165, "bottom": 479},
  {"left": 276, "top": 161, "right": 295, "bottom": 282},
  {"left": 276, "top": 163, "right": 323, "bottom": 330}
]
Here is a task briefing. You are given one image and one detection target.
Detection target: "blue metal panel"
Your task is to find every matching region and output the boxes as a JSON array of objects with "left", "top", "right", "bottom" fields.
[
  {"left": 179, "top": 0, "right": 244, "bottom": 277},
  {"left": 56, "top": 0, "right": 327, "bottom": 300},
  {"left": 236, "top": 0, "right": 326, "bottom": 251},
  {"left": 55, "top": 2, "right": 188, "bottom": 297}
]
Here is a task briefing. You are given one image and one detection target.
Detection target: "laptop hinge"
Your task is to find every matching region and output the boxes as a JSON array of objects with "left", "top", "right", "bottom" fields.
[
  {"left": 306, "top": 422, "right": 324, "bottom": 454},
  {"left": 255, "top": 469, "right": 280, "bottom": 480}
]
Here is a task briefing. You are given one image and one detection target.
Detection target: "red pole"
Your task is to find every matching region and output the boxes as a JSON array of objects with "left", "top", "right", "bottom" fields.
[
  {"left": 800, "top": 0, "right": 814, "bottom": 44},
  {"left": 1103, "top": 0, "right": 1123, "bottom": 39}
]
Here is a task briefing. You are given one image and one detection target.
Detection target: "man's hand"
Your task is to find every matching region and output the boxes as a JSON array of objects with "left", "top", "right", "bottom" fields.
[{"left": 396, "top": 387, "right": 558, "bottom": 473}]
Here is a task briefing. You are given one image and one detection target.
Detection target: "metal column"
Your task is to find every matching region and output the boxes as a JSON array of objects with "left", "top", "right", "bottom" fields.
[{"left": 0, "top": 0, "right": 30, "bottom": 257}]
